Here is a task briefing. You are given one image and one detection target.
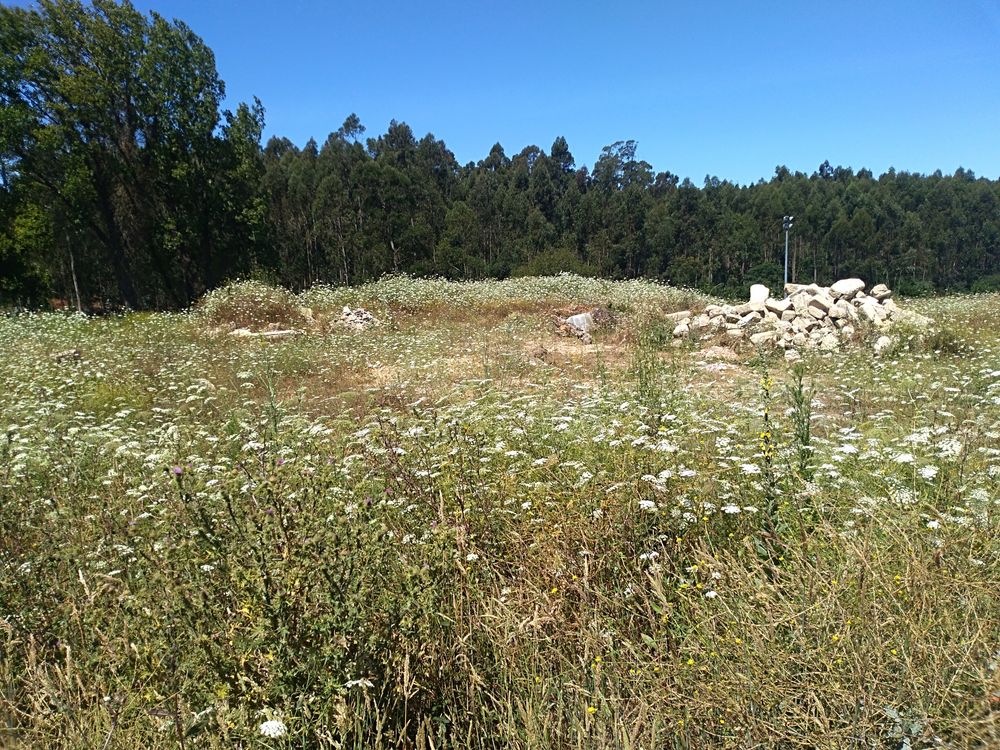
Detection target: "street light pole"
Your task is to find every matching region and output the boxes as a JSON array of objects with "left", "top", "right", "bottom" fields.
[{"left": 782, "top": 215, "right": 794, "bottom": 286}]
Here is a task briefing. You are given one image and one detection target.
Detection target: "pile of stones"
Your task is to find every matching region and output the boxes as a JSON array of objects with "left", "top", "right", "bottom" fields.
[
  {"left": 337, "top": 306, "right": 378, "bottom": 331},
  {"left": 670, "top": 279, "right": 929, "bottom": 358}
]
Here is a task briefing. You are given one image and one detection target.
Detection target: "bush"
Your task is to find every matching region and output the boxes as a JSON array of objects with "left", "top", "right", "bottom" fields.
[
  {"left": 195, "top": 281, "right": 306, "bottom": 330},
  {"left": 969, "top": 273, "right": 1000, "bottom": 294}
]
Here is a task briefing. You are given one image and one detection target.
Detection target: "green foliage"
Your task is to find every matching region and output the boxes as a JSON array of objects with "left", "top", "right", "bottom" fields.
[
  {"left": 970, "top": 273, "right": 1000, "bottom": 293},
  {"left": 0, "top": 0, "right": 264, "bottom": 309},
  {"left": 512, "top": 246, "right": 595, "bottom": 278},
  {"left": 2, "top": 3, "right": 999, "bottom": 307}
]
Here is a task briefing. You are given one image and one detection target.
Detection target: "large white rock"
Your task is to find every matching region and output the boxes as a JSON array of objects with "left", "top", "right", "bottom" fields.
[
  {"left": 565, "top": 312, "right": 595, "bottom": 332},
  {"left": 672, "top": 321, "right": 690, "bottom": 337},
  {"left": 750, "top": 330, "right": 777, "bottom": 345},
  {"left": 830, "top": 278, "right": 866, "bottom": 299},
  {"left": 829, "top": 300, "right": 852, "bottom": 319},
  {"left": 749, "top": 284, "right": 770, "bottom": 303},
  {"left": 765, "top": 297, "right": 791, "bottom": 314},
  {"left": 870, "top": 283, "right": 892, "bottom": 301},
  {"left": 808, "top": 292, "right": 835, "bottom": 313},
  {"left": 664, "top": 310, "right": 692, "bottom": 322},
  {"left": 860, "top": 302, "right": 886, "bottom": 323}
]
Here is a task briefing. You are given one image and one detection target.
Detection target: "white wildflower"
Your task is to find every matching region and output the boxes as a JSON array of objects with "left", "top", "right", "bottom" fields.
[{"left": 259, "top": 719, "right": 287, "bottom": 738}]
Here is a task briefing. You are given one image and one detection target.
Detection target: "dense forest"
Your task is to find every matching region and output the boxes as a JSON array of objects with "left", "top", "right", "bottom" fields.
[{"left": 3, "top": 0, "right": 999, "bottom": 309}]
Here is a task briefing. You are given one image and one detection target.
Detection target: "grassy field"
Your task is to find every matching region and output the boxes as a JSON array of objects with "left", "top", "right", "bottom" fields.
[{"left": 1, "top": 276, "right": 998, "bottom": 749}]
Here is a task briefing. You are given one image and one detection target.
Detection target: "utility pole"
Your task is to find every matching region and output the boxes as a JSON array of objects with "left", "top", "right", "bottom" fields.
[{"left": 782, "top": 215, "right": 794, "bottom": 286}]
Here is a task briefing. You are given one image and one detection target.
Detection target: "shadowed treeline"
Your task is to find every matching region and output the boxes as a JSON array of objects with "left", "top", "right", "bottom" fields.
[{"left": 2, "top": 0, "right": 999, "bottom": 309}]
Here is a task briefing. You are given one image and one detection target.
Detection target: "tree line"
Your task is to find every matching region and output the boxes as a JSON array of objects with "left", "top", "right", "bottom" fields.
[{"left": 3, "top": 0, "right": 999, "bottom": 309}]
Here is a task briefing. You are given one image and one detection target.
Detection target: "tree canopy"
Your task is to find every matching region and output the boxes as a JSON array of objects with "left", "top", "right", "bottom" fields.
[{"left": 2, "top": 0, "right": 999, "bottom": 308}]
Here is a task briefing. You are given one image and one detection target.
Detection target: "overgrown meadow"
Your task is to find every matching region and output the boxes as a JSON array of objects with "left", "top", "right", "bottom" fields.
[{"left": 2, "top": 276, "right": 998, "bottom": 749}]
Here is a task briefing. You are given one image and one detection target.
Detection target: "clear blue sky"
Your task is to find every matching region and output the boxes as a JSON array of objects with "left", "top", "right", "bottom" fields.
[{"left": 18, "top": 0, "right": 1000, "bottom": 184}]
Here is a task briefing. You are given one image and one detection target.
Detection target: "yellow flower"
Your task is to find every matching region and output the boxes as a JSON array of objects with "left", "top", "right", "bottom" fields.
[{"left": 586, "top": 706, "right": 597, "bottom": 715}]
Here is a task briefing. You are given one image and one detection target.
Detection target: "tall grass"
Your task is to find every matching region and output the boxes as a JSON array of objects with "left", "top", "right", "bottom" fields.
[{"left": 1, "top": 281, "right": 998, "bottom": 748}]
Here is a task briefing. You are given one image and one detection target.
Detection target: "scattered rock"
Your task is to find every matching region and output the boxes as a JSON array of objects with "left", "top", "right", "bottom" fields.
[
  {"left": 874, "top": 335, "right": 893, "bottom": 356},
  {"left": 664, "top": 310, "right": 692, "bottom": 322},
  {"left": 339, "top": 306, "right": 378, "bottom": 331},
  {"left": 765, "top": 297, "right": 791, "bottom": 314},
  {"left": 830, "top": 278, "right": 866, "bottom": 299},
  {"left": 870, "top": 283, "right": 892, "bottom": 301},
  {"left": 749, "top": 284, "right": 770, "bottom": 304},
  {"left": 565, "top": 312, "right": 595, "bottom": 333},
  {"left": 51, "top": 348, "right": 81, "bottom": 362},
  {"left": 672, "top": 321, "right": 690, "bottom": 337}
]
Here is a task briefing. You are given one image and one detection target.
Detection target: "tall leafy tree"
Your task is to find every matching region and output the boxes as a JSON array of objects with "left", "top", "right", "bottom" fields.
[{"left": 0, "top": 0, "right": 260, "bottom": 307}]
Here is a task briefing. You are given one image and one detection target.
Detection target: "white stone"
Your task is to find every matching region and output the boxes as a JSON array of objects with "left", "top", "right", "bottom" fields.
[
  {"left": 874, "top": 335, "right": 893, "bottom": 355},
  {"left": 808, "top": 292, "right": 835, "bottom": 313},
  {"left": 820, "top": 334, "right": 840, "bottom": 351},
  {"left": 807, "top": 305, "right": 828, "bottom": 320},
  {"left": 830, "top": 278, "right": 866, "bottom": 299},
  {"left": 565, "top": 312, "right": 595, "bottom": 332},
  {"left": 860, "top": 302, "right": 885, "bottom": 322},
  {"left": 749, "top": 284, "right": 770, "bottom": 303},
  {"left": 870, "top": 283, "right": 892, "bottom": 301},
  {"left": 672, "top": 321, "right": 690, "bottom": 337},
  {"left": 664, "top": 310, "right": 692, "bottom": 322},
  {"left": 765, "top": 297, "right": 791, "bottom": 314},
  {"left": 750, "top": 330, "right": 777, "bottom": 345},
  {"left": 737, "top": 311, "right": 761, "bottom": 328},
  {"left": 734, "top": 301, "right": 766, "bottom": 315}
]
